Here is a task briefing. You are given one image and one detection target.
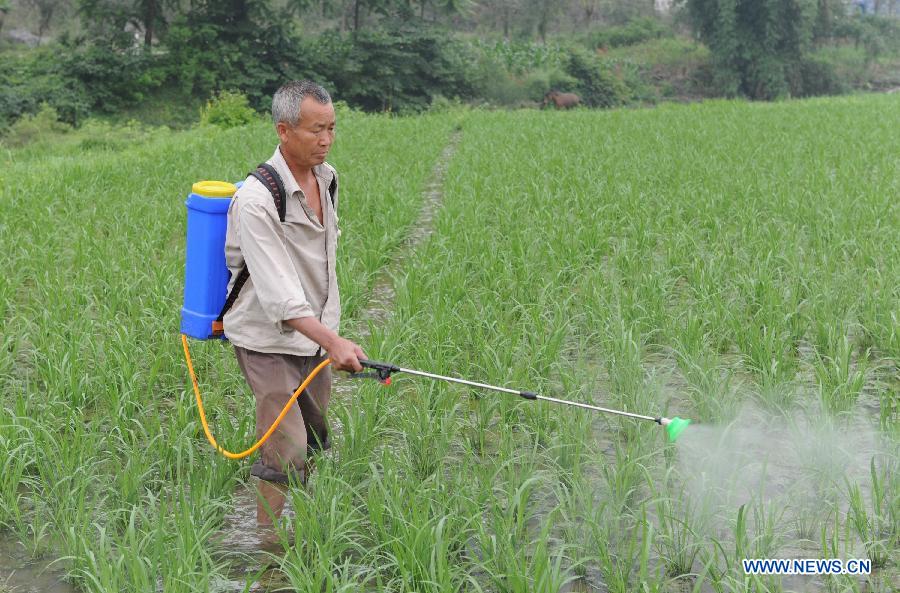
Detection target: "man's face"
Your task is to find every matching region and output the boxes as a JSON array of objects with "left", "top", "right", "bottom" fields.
[{"left": 277, "top": 97, "right": 336, "bottom": 169}]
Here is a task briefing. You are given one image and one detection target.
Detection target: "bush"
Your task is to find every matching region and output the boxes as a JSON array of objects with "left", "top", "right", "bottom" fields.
[
  {"left": 200, "top": 90, "right": 257, "bottom": 128},
  {"left": 0, "top": 47, "right": 91, "bottom": 128},
  {"left": 792, "top": 56, "right": 847, "bottom": 97},
  {"left": 464, "top": 39, "right": 577, "bottom": 106},
  {"left": 163, "top": 2, "right": 313, "bottom": 111},
  {"left": 467, "top": 54, "right": 525, "bottom": 106},
  {"left": 61, "top": 43, "right": 164, "bottom": 115},
  {"left": 688, "top": 62, "right": 719, "bottom": 97},
  {"left": 3, "top": 103, "right": 72, "bottom": 147},
  {"left": 428, "top": 95, "right": 466, "bottom": 113},
  {"left": 523, "top": 68, "right": 579, "bottom": 102},
  {"left": 682, "top": 0, "right": 817, "bottom": 100},
  {"left": 586, "top": 18, "right": 672, "bottom": 50},
  {"left": 0, "top": 41, "right": 165, "bottom": 129},
  {"left": 470, "top": 39, "right": 568, "bottom": 75},
  {"left": 76, "top": 118, "right": 165, "bottom": 152},
  {"left": 564, "top": 48, "right": 629, "bottom": 108},
  {"left": 467, "top": 44, "right": 629, "bottom": 108}
]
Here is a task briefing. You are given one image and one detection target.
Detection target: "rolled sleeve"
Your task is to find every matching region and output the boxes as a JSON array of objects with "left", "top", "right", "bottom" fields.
[
  {"left": 238, "top": 201, "right": 315, "bottom": 330},
  {"left": 279, "top": 297, "right": 314, "bottom": 334}
]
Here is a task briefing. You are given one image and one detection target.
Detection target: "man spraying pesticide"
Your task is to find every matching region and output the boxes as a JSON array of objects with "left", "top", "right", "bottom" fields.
[
  {"left": 182, "top": 80, "right": 366, "bottom": 526},
  {"left": 180, "top": 81, "right": 691, "bottom": 528}
]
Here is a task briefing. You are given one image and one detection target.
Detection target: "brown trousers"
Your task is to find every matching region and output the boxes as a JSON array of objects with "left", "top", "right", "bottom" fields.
[{"left": 234, "top": 346, "right": 332, "bottom": 484}]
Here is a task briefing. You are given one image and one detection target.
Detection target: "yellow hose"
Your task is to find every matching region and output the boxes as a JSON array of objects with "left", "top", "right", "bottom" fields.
[{"left": 181, "top": 333, "right": 332, "bottom": 459}]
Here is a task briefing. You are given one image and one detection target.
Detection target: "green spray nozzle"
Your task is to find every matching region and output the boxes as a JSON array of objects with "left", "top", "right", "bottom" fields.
[{"left": 661, "top": 416, "right": 692, "bottom": 442}]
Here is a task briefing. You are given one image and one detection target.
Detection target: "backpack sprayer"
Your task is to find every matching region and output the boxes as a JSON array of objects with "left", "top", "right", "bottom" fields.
[{"left": 180, "top": 179, "right": 691, "bottom": 460}]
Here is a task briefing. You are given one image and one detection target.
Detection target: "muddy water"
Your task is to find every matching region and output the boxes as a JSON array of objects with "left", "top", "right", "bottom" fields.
[
  {"left": 0, "top": 538, "right": 74, "bottom": 593},
  {"left": 214, "top": 483, "right": 294, "bottom": 591},
  {"left": 559, "top": 570, "right": 608, "bottom": 593}
]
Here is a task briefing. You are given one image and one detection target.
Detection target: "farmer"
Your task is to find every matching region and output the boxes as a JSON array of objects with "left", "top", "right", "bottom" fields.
[{"left": 223, "top": 80, "right": 365, "bottom": 526}]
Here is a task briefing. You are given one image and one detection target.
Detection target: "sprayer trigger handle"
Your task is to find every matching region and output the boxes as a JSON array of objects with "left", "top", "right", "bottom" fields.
[
  {"left": 348, "top": 371, "right": 378, "bottom": 380},
  {"left": 519, "top": 391, "right": 538, "bottom": 400},
  {"left": 356, "top": 359, "right": 400, "bottom": 382},
  {"left": 347, "top": 371, "right": 392, "bottom": 385},
  {"left": 360, "top": 359, "right": 399, "bottom": 371}
]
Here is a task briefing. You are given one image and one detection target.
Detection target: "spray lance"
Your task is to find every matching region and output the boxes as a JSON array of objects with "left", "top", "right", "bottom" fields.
[
  {"left": 350, "top": 359, "right": 692, "bottom": 443},
  {"left": 182, "top": 344, "right": 691, "bottom": 460}
]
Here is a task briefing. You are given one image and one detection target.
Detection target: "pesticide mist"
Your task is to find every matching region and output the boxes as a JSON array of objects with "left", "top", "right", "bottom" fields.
[{"left": 672, "top": 403, "right": 898, "bottom": 588}]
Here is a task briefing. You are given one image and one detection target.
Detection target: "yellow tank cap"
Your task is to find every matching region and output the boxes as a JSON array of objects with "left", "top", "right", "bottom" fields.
[{"left": 192, "top": 180, "right": 237, "bottom": 198}]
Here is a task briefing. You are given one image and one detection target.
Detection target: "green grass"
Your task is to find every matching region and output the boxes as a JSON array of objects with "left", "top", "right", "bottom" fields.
[
  {"left": 603, "top": 37, "right": 711, "bottom": 68},
  {"left": 1, "top": 94, "right": 898, "bottom": 592}
]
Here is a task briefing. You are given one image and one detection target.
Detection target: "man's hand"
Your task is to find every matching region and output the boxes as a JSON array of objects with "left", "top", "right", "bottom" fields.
[
  {"left": 285, "top": 316, "right": 365, "bottom": 372},
  {"left": 324, "top": 336, "right": 366, "bottom": 373}
]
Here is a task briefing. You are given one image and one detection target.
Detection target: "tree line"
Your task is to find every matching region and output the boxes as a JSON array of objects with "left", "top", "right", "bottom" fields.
[
  {"left": 4, "top": 0, "right": 673, "bottom": 43},
  {"left": 1, "top": 0, "right": 897, "bottom": 132}
]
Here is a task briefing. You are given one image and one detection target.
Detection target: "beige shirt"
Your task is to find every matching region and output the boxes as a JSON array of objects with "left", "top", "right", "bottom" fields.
[{"left": 223, "top": 147, "right": 341, "bottom": 356}]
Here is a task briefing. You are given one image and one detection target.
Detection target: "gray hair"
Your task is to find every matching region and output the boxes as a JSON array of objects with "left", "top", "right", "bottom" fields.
[{"left": 271, "top": 81, "right": 332, "bottom": 127}]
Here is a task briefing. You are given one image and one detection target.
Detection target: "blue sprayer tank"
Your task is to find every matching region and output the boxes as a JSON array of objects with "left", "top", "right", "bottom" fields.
[{"left": 181, "top": 180, "right": 238, "bottom": 340}]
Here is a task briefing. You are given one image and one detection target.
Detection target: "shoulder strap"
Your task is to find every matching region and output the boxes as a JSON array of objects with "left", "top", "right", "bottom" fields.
[
  {"left": 211, "top": 163, "right": 288, "bottom": 336},
  {"left": 212, "top": 266, "right": 249, "bottom": 336},
  {"left": 318, "top": 161, "right": 338, "bottom": 211},
  {"left": 250, "top": 162, "right": 287, "bottom": 222},
  {"left": 328, "top": 174, "right": 337, "bottom": 210}
]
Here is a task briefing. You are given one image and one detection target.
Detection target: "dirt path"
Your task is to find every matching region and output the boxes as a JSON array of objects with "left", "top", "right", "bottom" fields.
[{"left": 347, "top": 128, "right": 463, "bottom": 339}]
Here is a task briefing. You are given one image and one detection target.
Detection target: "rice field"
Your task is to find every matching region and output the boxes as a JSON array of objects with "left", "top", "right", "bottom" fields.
[{"left": 1, "top": 94, "right": 898, "bottom": 592}]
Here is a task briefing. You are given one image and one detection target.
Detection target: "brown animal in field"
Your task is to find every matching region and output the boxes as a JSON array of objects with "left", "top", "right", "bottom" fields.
[{"left": 542, "top": 90, "right": 581, "bottom": 109}]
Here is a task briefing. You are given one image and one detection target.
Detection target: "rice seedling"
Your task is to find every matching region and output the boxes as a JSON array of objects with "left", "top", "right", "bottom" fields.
[
  {"left": 330, "top": 385, "right": 391, "bottom": 484},
  {"left": 277, "top": 470, "right": 368, "bottom": 589},
  {"left": 477, "top": 513, "right": 578, "bottom": 593},
  {"left": 586, "top": 503, "right": 661, "bottom": 593},
  {"left": 279, "top": 553, "right": 371, "bottom": 593},
  {"left": 819, "top": 506, "right": 854, "bottom": 567},
  {"left": 845, "top": 457, "right": 898, "bottom": 569},
  {"left": 651, "top": 471, "right": 708, "bottom": 577},
  {"left": 399, "top": 388, "right": 458, "bottom": 481},
  {"left": 814, "top": 333, "right": 869, "bottom": 415},
  {"left": 703, "top": 505, "right": 781, "bottom": 593},
  {"left": 599, "top": 442, "right": 653, "bottom": 517},
  {"left": 675, "top": 347, "right": 739, "bottom": 423},
  {"left": 0, "top": 421, "right": 35, "bottom": 534},
  {"left": 476, "top": 444, "right": 579, "bottom": 590},
  {"left": 544, "top": 419, "right": 589, "bottom": 487},
  {"left": 463, "top": 391, "right": 500, "bottom": 457},
  {"left": 363, "top": 465, "right": 475, "bottom": 592},
  {"left": 793, "top": 495, "right": 826, "bottom": 543}
]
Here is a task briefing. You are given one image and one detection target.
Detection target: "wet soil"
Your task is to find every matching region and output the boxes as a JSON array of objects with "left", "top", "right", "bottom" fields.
[{"left": 0, "top": 538, "right": 73, "bottom": 593}]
